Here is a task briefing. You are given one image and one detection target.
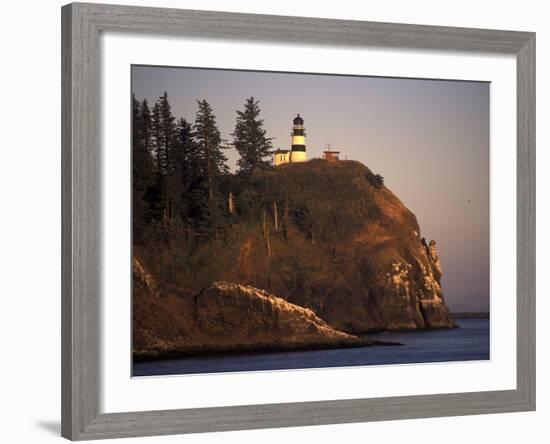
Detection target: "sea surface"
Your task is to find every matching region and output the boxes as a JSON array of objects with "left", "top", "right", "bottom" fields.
[{"left": 132, "top": 318, "right": 490, "bottom": 377}]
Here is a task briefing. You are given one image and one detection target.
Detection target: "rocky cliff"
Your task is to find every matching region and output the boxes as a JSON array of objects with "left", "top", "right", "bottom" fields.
[
  {"left": 133, "top": 259, "right": 372, "bottom": 360},
  {"left": 134, "top": 159, "right": 455, "bottom": 359},
  {"left": 217, "top": 160, "right": 456, "bottom": 333}
]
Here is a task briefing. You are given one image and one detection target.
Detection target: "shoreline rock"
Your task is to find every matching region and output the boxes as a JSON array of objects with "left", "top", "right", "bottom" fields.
[{"left": 133, "top": 280, "right": 386, "bottom": 361}]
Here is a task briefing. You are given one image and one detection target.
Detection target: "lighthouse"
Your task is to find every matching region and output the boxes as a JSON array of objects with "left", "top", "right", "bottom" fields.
[{"left": 290, "top": 114, "right": 307, "bottom": 163}]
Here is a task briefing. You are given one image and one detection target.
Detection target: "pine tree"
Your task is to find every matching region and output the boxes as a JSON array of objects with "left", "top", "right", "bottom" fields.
[
  {"left": 191, "top": 99, "right": 229, "bottom": 237},
  {"left": 139, "top": 99, "right": 152, "bottom": 156},
  {"left": 132, "top": 96, "right": 154, "bottom": 241},
  {"left": 166, "top": 118, "right": 199, "bottom": 220},
  {"left": 233, "top": 97, "right": 273, "bottom": 174},
  {"left": 145, "top": 93, "right": 179, "bottom": 220},
  {"left": 132, "top": 94, "right": 141, "bottom": 150},
  {"left": 150, "top": 101, "right": 162, "bottom": 172},
  {"left": 156, "top": 92, "right": 176, "bottom": 176}
]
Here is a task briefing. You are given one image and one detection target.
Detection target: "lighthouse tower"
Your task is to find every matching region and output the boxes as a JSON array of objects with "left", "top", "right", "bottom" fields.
[{"left": 290, "top": 114, "right": 307, "bottom": 163}]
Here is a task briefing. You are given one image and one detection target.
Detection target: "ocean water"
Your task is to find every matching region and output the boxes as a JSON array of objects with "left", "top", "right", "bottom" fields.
[{"left": 132, "top": 319, "right": 490, "bottom": 377}]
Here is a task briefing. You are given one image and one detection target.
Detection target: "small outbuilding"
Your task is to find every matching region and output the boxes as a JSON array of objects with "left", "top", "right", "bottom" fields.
[
  {"left": 322, "top": 150, "right": 340, "bottom": 161},
  {"left": 273, "top": 149, "right": 291, "bottom": 166}
]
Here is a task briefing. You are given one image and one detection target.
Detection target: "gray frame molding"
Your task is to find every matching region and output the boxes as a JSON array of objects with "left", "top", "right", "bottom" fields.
[{"left": 61, "top": 2, "right": 536, "bottom": 440}]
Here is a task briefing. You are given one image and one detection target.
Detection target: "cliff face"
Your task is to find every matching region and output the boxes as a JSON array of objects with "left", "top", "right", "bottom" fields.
[
  {"left": 134, "top": 159, "right": 455, "bottom": 360},
  {"left": 219, "top": 160, "right": 455, "bottom": 333},
  {"left": 133, "top": 259, "right": 371, "bottom": 360}
]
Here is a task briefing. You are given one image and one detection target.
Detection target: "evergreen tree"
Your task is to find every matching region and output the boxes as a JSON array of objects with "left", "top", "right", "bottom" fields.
[
  {"left": 139, "top": 99, "right": 152, "bottom": 156},
  {"left": 158, "top": 92, "right": 177, "bottom": 176},
  {"left": 137, "top": 99, "right": 156, "bottom": 220},
  {"left": 173, "top": 117, "right": 200, "bottom": 183},
  {"left": 150, "top": 101, "right": 162, "bottom": 172},
  {"left": 145, "top": 93, "right": 178, "bottom": 220},
  {"left": 165, "top": 118, "right": 199, "bottom": 220},
  {"left": 132, "top": 94, "right": 141, "bottom": 150},
  {"left": 132, "top": 96, "right": 154, "bottom": 241},
  {"left": 149, "top": 92, "right": 177, "bottom": 176},
  {"left": 191, "top": 99, "right": 229, "bottom": 237},
  {"left": 232, "top": 97, "right": 273, "bottom": 174},
  {"left": 153, "top": 92, "right": 177, "bottom": 218}
]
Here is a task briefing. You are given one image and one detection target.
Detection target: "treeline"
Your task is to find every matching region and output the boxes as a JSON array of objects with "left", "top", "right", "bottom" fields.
[{"left": 132, "top": 93, "right": 273, "bottom": 242}]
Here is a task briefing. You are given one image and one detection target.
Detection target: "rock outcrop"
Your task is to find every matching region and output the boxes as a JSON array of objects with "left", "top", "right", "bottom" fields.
[
  {"left": 217, "top": 160, "right": 456, "bottom": 333},
  {"left": 133, "top": 276, "right": 372, "bottom": 361},
  {"left": 134, "top": 159, "right": 456, "bottom": 360}
]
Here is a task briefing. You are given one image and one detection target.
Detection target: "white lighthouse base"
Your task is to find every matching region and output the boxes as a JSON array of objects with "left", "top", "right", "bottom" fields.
[{"left": 290, "top": 151, "right": 307, "bottom": 163}]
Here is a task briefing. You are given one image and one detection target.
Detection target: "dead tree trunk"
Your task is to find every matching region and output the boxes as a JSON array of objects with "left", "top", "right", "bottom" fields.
[
  {"left": 282, "top": 202, "right": 289, "bottom": 240},
  {"left": 266, "top": 226, "right": 271, "bottom": 257},
  {"left": 228, "top": 192, "right": 235, "bottom": 215},
  {"left": 273, "top": 201, "right": 278, "bottom": 231},
  {"left": 262, "top": 208, "right": 271, "bottom": 257}
]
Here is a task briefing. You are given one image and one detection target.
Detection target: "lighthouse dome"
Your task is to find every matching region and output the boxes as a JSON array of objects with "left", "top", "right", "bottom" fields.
[{"left": 293, "top": 114, "right": 304, "bottom": 125}]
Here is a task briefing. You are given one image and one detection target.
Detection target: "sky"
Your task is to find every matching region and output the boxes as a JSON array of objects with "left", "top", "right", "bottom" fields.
[{"left": 132, "top": 65, "right": 490, "bottom": 312}]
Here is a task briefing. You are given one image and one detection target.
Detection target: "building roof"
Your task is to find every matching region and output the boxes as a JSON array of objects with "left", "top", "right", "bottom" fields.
[
  {"left": 274, "top": 149, "right": 290, "bottom": 153},
  {"left": 293, "top": 114, "right": 304, "bottom": 125}
]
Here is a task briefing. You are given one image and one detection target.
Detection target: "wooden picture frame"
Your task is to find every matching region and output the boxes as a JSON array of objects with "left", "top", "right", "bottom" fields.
[{"left": 61, "top": 2, "right": 535, "bottom": 440}]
